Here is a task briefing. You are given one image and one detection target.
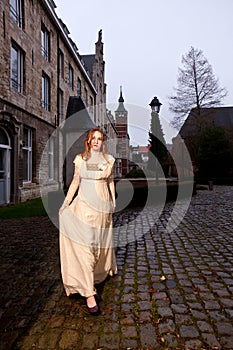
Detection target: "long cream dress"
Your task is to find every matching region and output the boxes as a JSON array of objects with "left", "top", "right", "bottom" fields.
[{"left": 59, "top": 153, "right": 117, "bottom": 297}]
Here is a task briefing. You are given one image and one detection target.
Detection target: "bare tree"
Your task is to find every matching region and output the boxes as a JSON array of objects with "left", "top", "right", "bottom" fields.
[{"left": 169, "top": 47, "right": 227, "bottom": 129}]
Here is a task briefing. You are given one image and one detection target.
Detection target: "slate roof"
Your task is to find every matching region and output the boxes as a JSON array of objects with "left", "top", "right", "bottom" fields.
[
  {"left": 180, "top": 106, "right": 233, "bottom": 138},
  {"left": 81, "top": 55, "right": 95, "bottom": 79}
]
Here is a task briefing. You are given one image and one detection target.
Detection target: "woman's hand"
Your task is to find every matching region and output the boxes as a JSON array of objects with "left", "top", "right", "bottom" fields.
[{"left": 59, "top": 199, "right": 69, "bottom": 215}]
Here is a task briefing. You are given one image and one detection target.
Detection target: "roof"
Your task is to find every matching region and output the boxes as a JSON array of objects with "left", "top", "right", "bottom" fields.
[
  {"left": 81, "top": 55, "right": 95, "bottom": 79},
  {"left": 180, "top": 106, "right": 233, "bottom": 138},
  {"left": 62, "top": 96, "right": 96, "bottom": 132},
  {"left": 115, "top": 88, "right": 127, "bottom": 112}
]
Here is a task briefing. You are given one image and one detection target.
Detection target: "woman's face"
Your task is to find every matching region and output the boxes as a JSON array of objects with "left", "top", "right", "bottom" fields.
[{"left": 89, "top": 131, "right": 103, "bottom": 151}]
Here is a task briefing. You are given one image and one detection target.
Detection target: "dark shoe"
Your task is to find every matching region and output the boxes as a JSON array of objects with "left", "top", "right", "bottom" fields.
[{"left": 87, "top": 304, "right": 101, "bottom": 316}]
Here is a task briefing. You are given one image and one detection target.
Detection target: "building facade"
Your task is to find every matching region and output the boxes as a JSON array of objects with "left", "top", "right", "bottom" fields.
[
  {"left": 114, "top": 88, "right": 130, "bottom": 176},
  {"left": 0, "top": 0, "right": 117, "bottom": 205}
]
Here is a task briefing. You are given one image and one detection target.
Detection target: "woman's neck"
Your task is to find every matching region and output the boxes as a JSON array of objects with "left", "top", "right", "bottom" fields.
[{"left": 89, "top": 148, "right": 103, "bottom": 160}]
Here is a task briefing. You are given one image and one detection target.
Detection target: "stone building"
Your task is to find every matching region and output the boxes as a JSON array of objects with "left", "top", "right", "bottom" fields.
[
  {"left": 0, "top": 0, "right": 116, "bottom": 205},
  {"left": 114, "top": 87, "right": 130, "bottom": 176}
]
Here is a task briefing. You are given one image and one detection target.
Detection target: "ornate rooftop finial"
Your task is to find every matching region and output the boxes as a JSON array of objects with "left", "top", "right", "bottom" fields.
[
  {"left": 98, "top": 29, "right": 102, "bottom": 42},
  {"left": 119, "top": 86, "right": 124, "bottom": 103}
]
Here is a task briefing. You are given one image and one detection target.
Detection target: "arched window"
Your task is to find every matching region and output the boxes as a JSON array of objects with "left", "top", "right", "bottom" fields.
[{"left": 0, "top": 128, "right": 10, "bottom": 146}]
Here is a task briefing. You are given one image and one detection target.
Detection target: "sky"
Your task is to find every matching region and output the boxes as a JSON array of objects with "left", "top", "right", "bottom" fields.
[{"left": 55, "top": 0, "right": 233, "bottom": 144}]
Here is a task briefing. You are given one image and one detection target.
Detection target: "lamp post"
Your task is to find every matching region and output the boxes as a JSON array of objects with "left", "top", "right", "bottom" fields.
[{"left": 149, "top": 97, "right": 162, "bottom": 184}]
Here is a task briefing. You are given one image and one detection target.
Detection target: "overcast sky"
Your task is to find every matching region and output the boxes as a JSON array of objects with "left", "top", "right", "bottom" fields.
[{"left": 55, "top": 0, "right": 233, "bottom": 144}]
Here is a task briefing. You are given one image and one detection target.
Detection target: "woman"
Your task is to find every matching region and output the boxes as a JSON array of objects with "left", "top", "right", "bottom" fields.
[{"left": 59, "top": 128, "right": 117, "bottom": 315}]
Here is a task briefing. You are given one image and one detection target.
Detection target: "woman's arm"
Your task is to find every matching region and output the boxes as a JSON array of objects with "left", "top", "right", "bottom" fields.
[
  {"left": 59, "top": 165, "right": 80, "bottom": 214},
  {"left": 108, "top": 171, "right": 115, "bottom": 209}
]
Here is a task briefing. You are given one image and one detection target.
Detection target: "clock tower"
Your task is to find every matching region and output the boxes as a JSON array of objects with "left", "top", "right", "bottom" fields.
[{"left": 115, "top": 87, "right": 130, "bottom": 176}]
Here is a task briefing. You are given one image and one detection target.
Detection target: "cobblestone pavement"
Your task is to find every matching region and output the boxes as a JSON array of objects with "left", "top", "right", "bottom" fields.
[{"left": 0, "top": 186, "right": 233, "bottom": 350}]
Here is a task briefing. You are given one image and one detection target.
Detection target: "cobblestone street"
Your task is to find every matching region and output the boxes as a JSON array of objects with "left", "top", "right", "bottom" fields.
[{"left": 0, "top": 186, "right": 233, "bottom": 350}]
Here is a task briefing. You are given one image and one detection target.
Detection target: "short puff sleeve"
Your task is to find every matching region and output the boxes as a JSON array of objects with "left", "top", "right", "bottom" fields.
[{"left": 73, "top": 154, "right": 83, "bottom": 169}]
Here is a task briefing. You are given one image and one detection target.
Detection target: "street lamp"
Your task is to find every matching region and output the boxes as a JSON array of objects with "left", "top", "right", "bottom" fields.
[
  {"left": 149, "top": 96, "right": 162, "bottom": 184},
  {"left": 149, "top": 96, "right": 162, "bottom": 114}
]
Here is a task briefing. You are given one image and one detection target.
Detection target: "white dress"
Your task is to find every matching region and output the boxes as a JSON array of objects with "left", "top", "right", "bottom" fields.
[{"left": 59, "top": 153, "right": 117, "bottom": 297}]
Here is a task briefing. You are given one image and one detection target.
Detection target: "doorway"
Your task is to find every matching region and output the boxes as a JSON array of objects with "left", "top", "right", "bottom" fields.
[{"left": 0, "top": 128, "right": 11, "bottom": 204}]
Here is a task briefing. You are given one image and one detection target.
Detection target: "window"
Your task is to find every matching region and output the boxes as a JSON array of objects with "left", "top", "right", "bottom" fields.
[
  {"left": 77, "top": 77, "right": 81, "bottom": 96},
  {"left": 58, "top": 49, "right": 64, "bottom": 78},
  {"left": 22, "top": 127, "right": 32, "bottom": 183},
  {"left": 41, "top": 24, "right": 50, "bottom": 61},
  {"left": 10, "top": 0, "right": 24, "bottom": 28},
  {"left": 58, "top": 89, "right": 63, "bottom": 124},
  {"left": 42, "top": 72, "right": 50, "bottom": 111},
  {"left": 11, "top": 41, "right": 24, "bottom": 93},
  {"left": 68, "top": 64, "right": 74, "bottom": 89},
  {"left": 48, "top": 136, "right": 54, "bottom": 180},
  {"left": 84, "top": 88, "right": 88, "bottom": 106},
  {"left": 90, "top": 96, "right": 94, "bottom": 116}
]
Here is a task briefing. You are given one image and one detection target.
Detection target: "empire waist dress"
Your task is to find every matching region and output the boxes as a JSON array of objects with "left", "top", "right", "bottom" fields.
[{"left": 59, "top": 153, "right": 117, "bottom": 297}]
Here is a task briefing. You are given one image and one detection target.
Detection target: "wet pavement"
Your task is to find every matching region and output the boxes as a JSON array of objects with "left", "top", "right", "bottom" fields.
[{"left": 0, "top": 186, "right": 233, "bottom": 350}]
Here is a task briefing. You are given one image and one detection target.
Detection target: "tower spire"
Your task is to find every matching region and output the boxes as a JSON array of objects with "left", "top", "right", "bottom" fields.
[
  {"left": 119, "top": 85, "right": 124, "bottom": 103},
  {"left": 116, "top": 86, "right": 126, "bottom": 112}
]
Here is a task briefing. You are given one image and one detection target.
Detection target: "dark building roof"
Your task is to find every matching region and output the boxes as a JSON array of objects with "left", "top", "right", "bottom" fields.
[
  {"left": 81, "top": 55, "right": 95, "bottom": 78},
  {"left": 180, "top": 107, "right": 233, "bottom": 138},
  {"left": 115, "top": 87, "right": 127, "bottom": 112},
  {"left": 62, "top": 96, "right": 96, "bottom": 132}
]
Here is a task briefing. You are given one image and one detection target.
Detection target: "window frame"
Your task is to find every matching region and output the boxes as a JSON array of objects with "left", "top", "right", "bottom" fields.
[
  {"left": 10, "top": 0, "right": 24, "bottom": 28},
  {"left": 58, "top": 49, "right": 64, "bottom": 78},
  {"left": 77, "top": 77, "right": 82, "bottom": 97},
  {"left": 68, "top": 64, "right": 74, "bottom": 89},
  {"left": 58, "top": 88, "right": 63, "bottom": 124},
  {"left": 22, "top": 127, "right": 32, "bottom": 183},
  {"left": 11, "top": 41, "right": 24, "bottom": 93},
  {"left": 42, "top": 72, "right": 50, "bottom": 111},
  {"left": 41, "top": 23, "right": 50, "bottom": 61},
  {"left": 48, "top": 136, "right": 54, "bottom": 180}
]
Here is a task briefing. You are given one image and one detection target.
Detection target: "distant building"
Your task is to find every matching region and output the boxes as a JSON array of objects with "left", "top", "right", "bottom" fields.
[
  {"left": 131, "top": 145, "right": 150, "bottom": 170},
  {"left": 171, "top": 107, "right": 233, "bottom": 177},
  {"left": 114, "top": 88, "right": 130, "bottom": 176}
]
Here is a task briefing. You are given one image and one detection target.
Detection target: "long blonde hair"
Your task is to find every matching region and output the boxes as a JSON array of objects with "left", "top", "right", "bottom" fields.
[{"left": 81, "top": 128, "right": 106, "bottom": 160}]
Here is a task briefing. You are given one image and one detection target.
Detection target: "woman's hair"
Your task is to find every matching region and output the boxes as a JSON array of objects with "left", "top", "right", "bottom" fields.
[{"left": 81, "top": 128, "right": 106, "bottom": 160}]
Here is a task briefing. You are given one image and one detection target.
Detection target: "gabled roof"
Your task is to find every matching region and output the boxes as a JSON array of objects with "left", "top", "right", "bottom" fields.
[
  {"left": 180, "top": 106, "right": 233, "bottom": 138},
  {"left": 62, "top": 96, "right": 96, "bottom": 132},
  {"left": 81, "top": 55, "right": 95, "bottom": 79}
]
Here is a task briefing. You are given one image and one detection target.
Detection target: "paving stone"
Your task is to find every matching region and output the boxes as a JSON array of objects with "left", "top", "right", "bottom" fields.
[
  {"left": 121, "top": 338, "right": 138, "bottom": 349},
  {"left": 139, "top": 323, "right": 157, "bottom": 347},
  {"left": 163, "top": 333, "right": 179, "bottom": 348},
  {"left": 81, "top": 333, "right": 99, "bottom": 350},
  {"left": 209, "top": 310, "right": 228, "bottom": 321},
  {"left": 197, "top": 320, "right": 214, "bottom": 333},
  {"left": 204, "top": 300, "right": 221, "bottom": 310},
  {"left": 171, "top": 303, "right": 189, "bottom": 314},
  {"left": 185, "top": 339, "right": 203, "bottom": 349},
  {"left": 180, "top": 325, "right": 199, "bottom": 338},
  {"left": 157, "top": 306, "right": 173, "bottom": 318},
  {"left": 59, "top": 329, "right": 81, "bottom": 349},
  {"left": 175, "top": 314, "right": 194, "bottom": 325},
  {"left": 158, "top": 319, "right": 175, "bottom": 334},
  {"left": 220, "top": 298, "right": 233, "bottom": 307},
  {"left": 220, "top": 336, "right": 233, "bottom": 349},
  {"left": 137, "top": 300, "right": 152, "bottom": 310},
  {"left": 99, "top": 332, "right": 120, "bottom": 349},
  {"left": 216, "top": 322, "right": 233, "bottom": 335},
  {"left": 121, "top": 325, "right": 137, "bottom": 338},
  {"left": 202, "top": 333, "right": 221, "bottom": 349}
]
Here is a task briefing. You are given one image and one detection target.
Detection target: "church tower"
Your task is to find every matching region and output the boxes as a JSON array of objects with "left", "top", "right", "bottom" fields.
[{"left": 115, "top": 87, "right": 130, "bottom": 176}]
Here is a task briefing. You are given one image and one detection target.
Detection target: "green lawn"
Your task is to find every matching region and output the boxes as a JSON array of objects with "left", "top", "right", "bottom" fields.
[{"left": 0, "top": 197, "right": 47, "bottom": 219}]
